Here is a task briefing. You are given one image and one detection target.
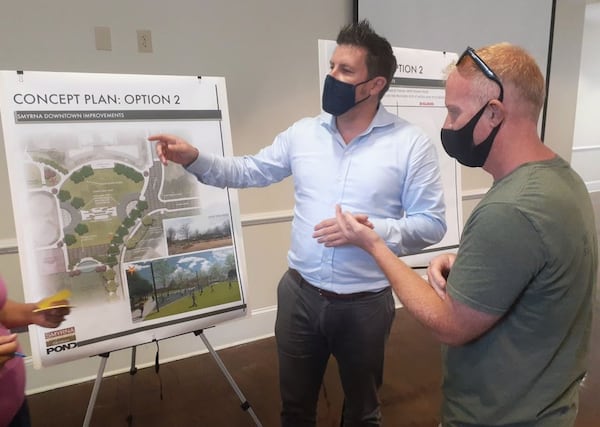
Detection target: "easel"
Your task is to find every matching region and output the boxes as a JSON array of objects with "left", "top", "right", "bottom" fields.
[{"left": 82, "top": 330, "right": 263, "bottom": 427}]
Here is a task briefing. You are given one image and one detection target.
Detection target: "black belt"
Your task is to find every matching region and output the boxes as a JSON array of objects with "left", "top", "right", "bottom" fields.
[{"left": 288, "top": 268, "right": 388, "bottom": 301}]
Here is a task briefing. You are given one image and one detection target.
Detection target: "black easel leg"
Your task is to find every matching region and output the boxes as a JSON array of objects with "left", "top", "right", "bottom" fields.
[{"left": 126, "top": 346, "right": 138, "bottom": 426}]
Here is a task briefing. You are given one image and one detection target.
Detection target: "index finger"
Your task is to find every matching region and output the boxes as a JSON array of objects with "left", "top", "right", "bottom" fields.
[
  {"left": 148, "top": 135, "right": 173, "bottom": 164},
  {"left": 426, "top": 262, "right": 447, "bottom": 289},
  {"left": 335, "top": 204, "right": 344, "bottom": 221},
  {"left": 147, "top": 133, "right": 171, "bottom": 142}
]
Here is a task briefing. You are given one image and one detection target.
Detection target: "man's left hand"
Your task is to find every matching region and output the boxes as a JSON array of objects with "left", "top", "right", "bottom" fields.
[{"left": 313, "top": 210, "right": 373, "bottom": 247}]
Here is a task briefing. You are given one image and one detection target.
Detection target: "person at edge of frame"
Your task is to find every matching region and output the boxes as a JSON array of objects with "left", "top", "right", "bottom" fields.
[
  {"left": 330, "top": 42, "right": 598, "bottom": 427},
  {"left": 1, "top": 277, "right": 71, "bottom": 427},
  {"left": 148, "top": 19, "right": 446, "bottom": 427}
]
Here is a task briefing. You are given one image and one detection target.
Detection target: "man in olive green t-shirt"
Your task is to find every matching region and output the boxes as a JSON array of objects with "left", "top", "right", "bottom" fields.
[
  {"left": 327, "top": 43, "right": 598, "bottom": 426},
  {"left": 441, "top": 155, "right": 595, "bottom": 425}
]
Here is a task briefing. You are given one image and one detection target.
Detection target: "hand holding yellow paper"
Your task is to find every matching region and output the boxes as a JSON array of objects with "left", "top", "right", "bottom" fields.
[{"left": 33, "top": 289, "right": 74, "bottom": 312}]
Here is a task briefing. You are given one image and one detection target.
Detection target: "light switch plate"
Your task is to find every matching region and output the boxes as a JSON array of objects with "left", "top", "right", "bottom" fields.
[{"left": 94, "top": 26, "right": 112, "bottom": 51}]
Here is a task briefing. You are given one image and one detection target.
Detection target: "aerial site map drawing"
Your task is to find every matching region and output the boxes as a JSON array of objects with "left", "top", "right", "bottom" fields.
[{"left": 0, "top": 71, "right": 248, "bottom": 367}]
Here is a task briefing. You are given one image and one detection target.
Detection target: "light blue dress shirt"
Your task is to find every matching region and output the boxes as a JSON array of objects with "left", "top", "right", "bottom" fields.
[{"left": 187, "top": 106, "right": 446, "bottom": 293}]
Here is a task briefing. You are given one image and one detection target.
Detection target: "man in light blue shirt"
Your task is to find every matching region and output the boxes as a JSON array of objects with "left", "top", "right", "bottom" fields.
[{"left": 150, "top": 20, "right": 445, "bottom": 427}]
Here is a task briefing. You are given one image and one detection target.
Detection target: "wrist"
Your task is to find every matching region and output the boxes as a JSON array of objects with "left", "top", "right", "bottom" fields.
[
  {"left": 183, "top": 149, "right": 200, "bottom": 168},
  {"left": 24, "top": 303, "right": 38, "bottom": 326}
]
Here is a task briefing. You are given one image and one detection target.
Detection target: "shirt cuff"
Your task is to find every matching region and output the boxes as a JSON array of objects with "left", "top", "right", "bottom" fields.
[
  {"left": 185, "top": 152, "right": 214, "bottom": 177},
  {"left": 370, "top": 217, "right": 402, "bottom": 255},
  {"left": 370, "top": 218, "right": 391, "bottom": 242}
]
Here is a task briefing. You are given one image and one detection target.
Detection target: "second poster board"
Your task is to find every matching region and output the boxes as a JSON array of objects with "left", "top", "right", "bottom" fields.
[{"left": 318, "top": 41, "right": 461, "bottom": 267}]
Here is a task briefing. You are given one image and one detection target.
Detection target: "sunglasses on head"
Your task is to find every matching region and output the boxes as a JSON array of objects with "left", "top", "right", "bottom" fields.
[{"left": 457, "top": 46, "right": 504, "bottom": 102}]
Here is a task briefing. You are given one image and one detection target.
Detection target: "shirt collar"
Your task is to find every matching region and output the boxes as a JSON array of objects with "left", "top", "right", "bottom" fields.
[{"left": 319, "top": 104, "right": 396, "bottom": 135}]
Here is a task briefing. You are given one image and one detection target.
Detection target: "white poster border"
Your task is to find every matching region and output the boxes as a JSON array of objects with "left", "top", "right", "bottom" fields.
[{"left": 0, "top": 71, "right": 249, "bottom": 368}]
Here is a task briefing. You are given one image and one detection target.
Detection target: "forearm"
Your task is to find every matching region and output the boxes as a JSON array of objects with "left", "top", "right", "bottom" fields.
[
  {"left": 187, "top": 153, "right": 289, "bottom": 189},
  {"left": 393, "top": 138, "right": 447, "bottom": 254},
  {"left": 368, "top": 241, "right": 466, "bottom": 345},
  {"left": 186, "top": 135, "right": 291, "bottom": 189},
  {"left": 372, "top": 213, "right": 446, "bottom": 256},
  {"left": 0, "top": 299, "right": 36, "bottom": 329}
]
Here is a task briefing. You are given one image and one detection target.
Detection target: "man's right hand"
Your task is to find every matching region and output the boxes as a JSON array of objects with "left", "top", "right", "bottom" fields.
[
  {"left": 148, "top": 134, "right": 200, "bottom": 167},
  {"left": 426, "top": 253, "right": 456, "bottom": 299}
]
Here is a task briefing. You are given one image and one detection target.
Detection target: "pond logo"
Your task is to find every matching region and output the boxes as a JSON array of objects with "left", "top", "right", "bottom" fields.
[
  {"left": 44, "top": 326, "right": 77, "bottom": 355},
  {"left": 46, "top": 342, "right": 78, "bottom": 355}
]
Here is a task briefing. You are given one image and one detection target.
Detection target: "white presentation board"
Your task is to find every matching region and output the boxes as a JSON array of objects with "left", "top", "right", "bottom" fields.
[
  {"left": 0, "top": 71, "right": 248, "bottom": 367},
  {"left": 318, "top": 41, "right": 461, "bottom": 267}
]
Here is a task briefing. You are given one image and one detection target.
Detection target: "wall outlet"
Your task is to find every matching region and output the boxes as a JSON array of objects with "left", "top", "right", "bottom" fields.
[{"left": 137, "top": 30, "right": 153, "bottom": 53}]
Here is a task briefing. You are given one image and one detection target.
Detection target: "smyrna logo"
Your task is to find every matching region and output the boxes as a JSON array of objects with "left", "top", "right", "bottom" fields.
[{"left": 44, "top": 326, "right": 77, "bottom": 355}]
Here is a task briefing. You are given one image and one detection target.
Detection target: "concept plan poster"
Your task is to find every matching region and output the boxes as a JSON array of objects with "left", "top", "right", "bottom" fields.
[
  {"left": 319, "top": 41, "right": 461, "bottom": 267},
  {"left": 0, "top": 71, "right": 248, "bottom": 368}
]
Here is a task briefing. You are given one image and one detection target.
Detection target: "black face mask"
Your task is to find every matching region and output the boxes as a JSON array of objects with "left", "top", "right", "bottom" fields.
[
  {"left": 440, "top": 103, "right": 502, "bottom": 167},
  {"left": 322, "top": 75, "right": 371, "bottom": 116}
]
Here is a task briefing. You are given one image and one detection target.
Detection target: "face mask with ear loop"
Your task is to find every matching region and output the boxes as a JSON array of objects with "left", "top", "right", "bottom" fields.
[
  {"left": 322, "top": 74, "right": 373, "bottom": 116},
  {"left": 440, "top": 102, "right": 502, "bottom": 167}
]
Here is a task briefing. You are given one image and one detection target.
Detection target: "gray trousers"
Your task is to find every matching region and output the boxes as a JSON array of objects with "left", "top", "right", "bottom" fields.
[{"left": 275, "top": 269, "right": 395, "bottom": 427}]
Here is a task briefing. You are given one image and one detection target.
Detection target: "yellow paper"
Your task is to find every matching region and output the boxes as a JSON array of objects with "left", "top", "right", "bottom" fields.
[{"left": 33, "top": 289, "right": 73, "bottom": 312}]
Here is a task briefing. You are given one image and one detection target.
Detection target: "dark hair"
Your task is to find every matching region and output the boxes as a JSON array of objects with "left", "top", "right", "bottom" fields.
[{"left": 336, "top": 19, "right": 397, "bottom": 98}]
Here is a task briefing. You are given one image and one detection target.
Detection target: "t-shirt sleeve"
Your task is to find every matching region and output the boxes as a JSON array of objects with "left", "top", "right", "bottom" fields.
[{"left": 447, "top": 203, "right": 546, "bottom": 315}]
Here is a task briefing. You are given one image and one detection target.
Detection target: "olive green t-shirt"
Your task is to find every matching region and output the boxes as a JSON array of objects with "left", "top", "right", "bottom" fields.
[{"left": 442, "top": 157, "right": 597, "bottom": 426}]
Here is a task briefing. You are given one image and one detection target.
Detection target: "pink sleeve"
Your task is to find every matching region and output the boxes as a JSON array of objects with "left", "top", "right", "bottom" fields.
[{"left": 0, "top": 276, "right": 7, "bottom": 310}]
